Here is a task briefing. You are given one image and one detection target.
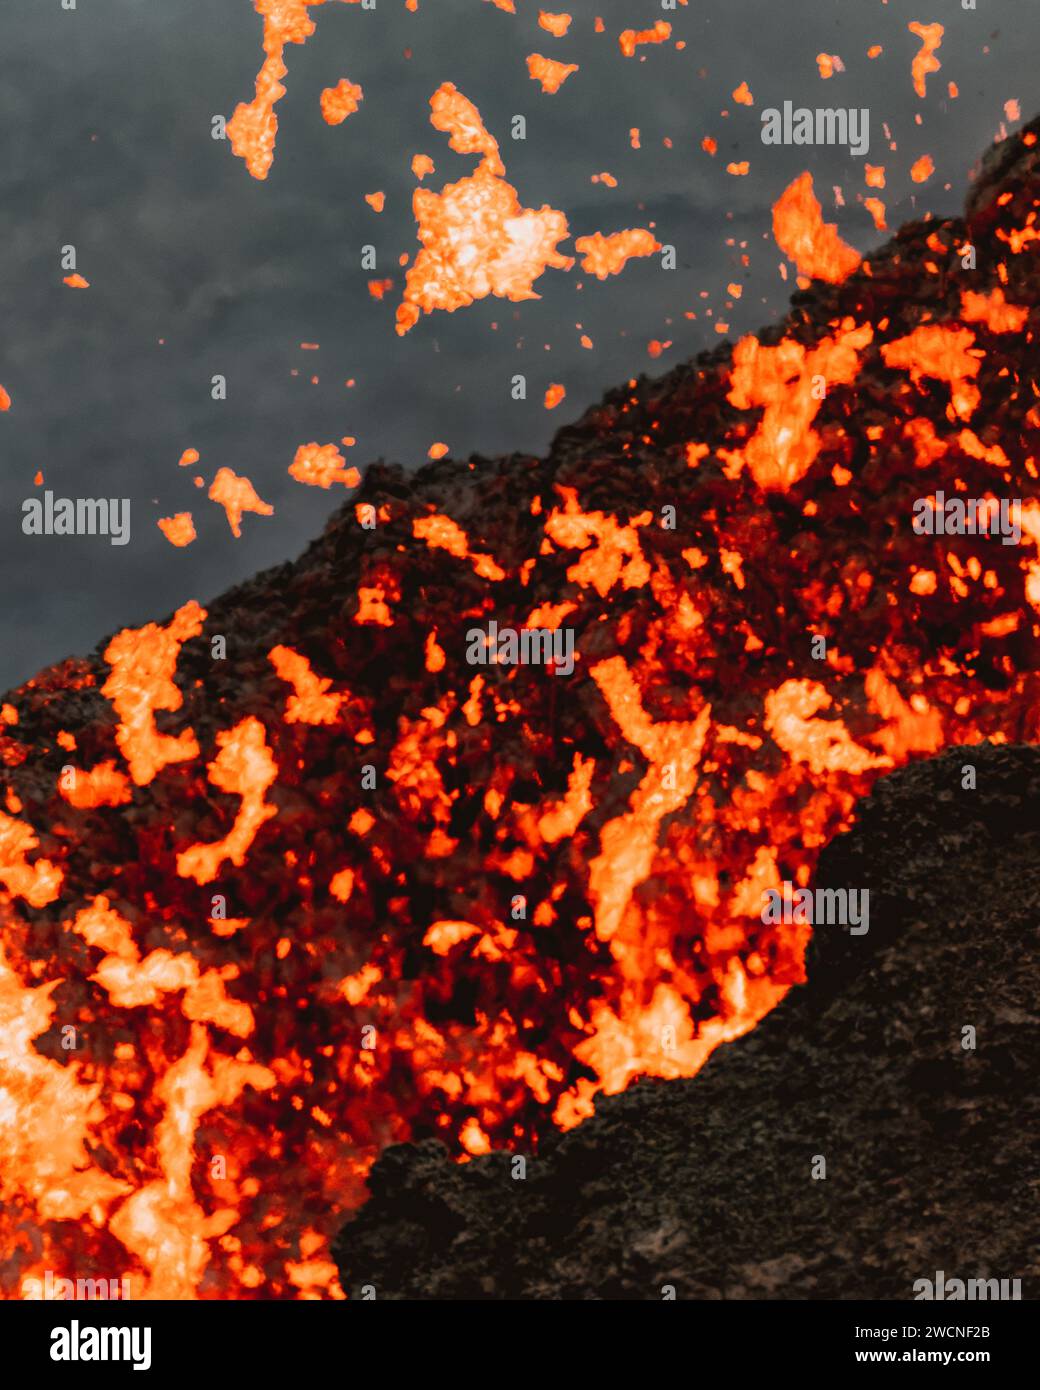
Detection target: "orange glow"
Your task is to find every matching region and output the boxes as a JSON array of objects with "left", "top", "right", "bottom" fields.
[
  {"left": 269, "top": 646, "right": 344, "bottom": 725},
  {"left": 527, "top": 54, "right": 579, "bottom": 92},
  {"left": 765, "top": 680, "right": 889, "bottom": 777},
  {"left": 413, "top": 513, "right": 507, "bottom": 580},
  {"left": 538, "top": 11, "right": 571, "bottom": 37},
  {"left": 908, "top": 21, "right": 943, "bottom": 99},
  {"left": 773, "top": 173, "right": 861, "bottom": 283},
  {"left": 6, "top": 65, "right": 1040, "bottom": 1306},
  {"left": 910, "top": 154, "right": 935, "bottom": 184},
  {"left": 537, "top": 753, "right": 595, "bottom": 843},
  {"left": 355, "top": 585, "right": 394, "bottom": 626},
  {"left": 320, "top": 78, "right": 363, "bottom": 125},
  {"left": 59, "top": 760, "right": 132, "bottom": 809},
  {"left": 424, "top": 630, "right": 447, "bottom": 672},
  {"left": 618, "top": 22, "right": 670, "bottom": 57},
  {"left": 158, "top": 512, "right": 197, "bottom": 547},
  {"left": 330, "top": 867, "right": 355, "bottom": 903},
  {"left": 424, "top": 920, "right": 481, "bottom": 954},
  {"left": 881, "top": 325, "right": 981, "bottom": 422},
  {"left": 959, "top": 287, "right": 1029, "bottom": 334},
  {"left": 544, "top": 487, "right": 651, "bottom": 596},
  {"left": 177, "top": 718, "right": 279, "bottom": 885},
  {"left": 723, "top": 319, "right": 872, "bottom": 490},
  {"left": 396, "top": 84, "right": 572, "bottom": 335},
  {"left": 209, "top": 467, "right": 274, "bottom": 536},
  {"left": 101, "top": 601, "right": 205, "bottom": 786},
  {"left": 574, "top": 228, "right": 660, "bottom": 279},
  {"left": 289, "top": 442, "right": 361, "bottom": 489},
  {"left": 544, "top": 383, "right": 566, "bottom": 409},
  {"left": 228, "top": 0, "right": 365, "bottom": 180},
  {"left": 0, "top": 811, "right": 63, "bottom": 907}
]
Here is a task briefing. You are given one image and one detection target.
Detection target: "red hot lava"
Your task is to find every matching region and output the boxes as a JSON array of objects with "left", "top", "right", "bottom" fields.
[{"left": 2, "top": 119, "right": 1040, "bottom": 1300}]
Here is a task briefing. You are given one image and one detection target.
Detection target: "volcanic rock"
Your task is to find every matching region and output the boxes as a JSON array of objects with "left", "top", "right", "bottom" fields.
[{"left": 335, "top": 743, "right": 1040, "bottom": 1298}]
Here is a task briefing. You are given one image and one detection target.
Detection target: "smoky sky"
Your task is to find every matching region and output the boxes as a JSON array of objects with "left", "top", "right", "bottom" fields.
[{"left": 0, "top": 0, "right": 1034, "bottom": 690}]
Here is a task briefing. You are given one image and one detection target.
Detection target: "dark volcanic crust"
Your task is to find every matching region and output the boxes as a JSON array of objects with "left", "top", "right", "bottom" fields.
[{"left": 335, "top": 744, "right": 1040, "bottom": 1299}]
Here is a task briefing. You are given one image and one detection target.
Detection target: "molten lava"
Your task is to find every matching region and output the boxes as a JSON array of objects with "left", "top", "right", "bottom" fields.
[{"left": 2, "top": 116, "right": 1039, "bottom": 1302}]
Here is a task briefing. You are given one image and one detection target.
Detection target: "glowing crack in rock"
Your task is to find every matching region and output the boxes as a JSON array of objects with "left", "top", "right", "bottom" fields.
[
  {"left": 880, "top": 325, "right": 982, "bottom": 422},
  {"left": 412, "top": 513, "right": 507, "bottom": 580},
  {"left": 537, "top": 753, "right": 596, "bottom": 843},
  {"left": 269, "top": 645, "right": 345, "bottom": 725},
  {"left": 106, "top": 1026, "right": 275, "bottom": 1299},
  {"left": 58, "top": 760, "right": 132, "bottom": 809},
  {"left": 960, "top": 288, "right": 1030, "bottom": 334},
  {"left": 0, "top": 811, "right": 62, "bottom": 906},
  {"left": 0, "top": 945, "right": 130, "bottom": 1224},
  {"left": 764, "top": 681, "right": 891, "bottom": 777},
  {"left": 176, "top": 718, "right": 279, "bottom": 885},
  {"left": 544, "top": 487, "right": 651, "bottom": 596},
  {"left": 720, "top": 319, "right": 874, "bottom": 491},
  {"left": 71, "top": 897, "right": 254, "bottom": 1037},
  {"left": 101, "top": 601, "right": 205, "bottom": 786}
]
